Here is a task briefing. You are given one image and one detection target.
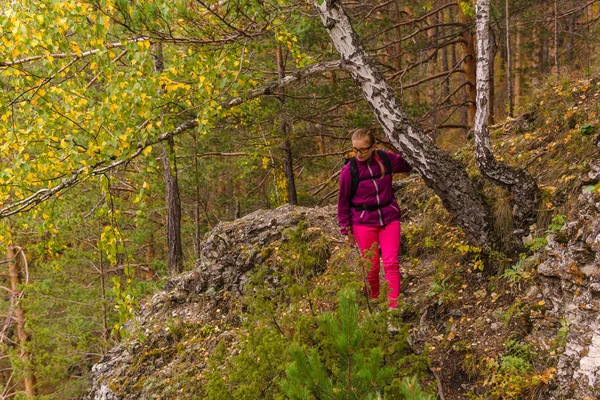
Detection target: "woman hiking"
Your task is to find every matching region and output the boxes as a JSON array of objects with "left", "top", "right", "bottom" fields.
[{"left": 337, "top": 128, "right": 412, "bottom": 309}]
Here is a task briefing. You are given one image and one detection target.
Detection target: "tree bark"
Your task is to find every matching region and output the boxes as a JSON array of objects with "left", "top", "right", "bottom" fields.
[
  {"left": 456, "top": 0, "right": 477, "bottom": 127},
  {"left": 441, "top": 7, "right": 450, "bottom": 99},
  {"left": 277, "top": 45, "right": 299, "bottom": 205},
  {"left": 514, "top": 17, "right": 522, "bottom": 109},
  {"left": 567, "top": 12, "right": 575, "bottom": 61},
  {"left": 192, "top": 132, "right": 201, "bottom": 259},
  {"left": 154, "top": 42, "right": 183, "bottom": 275},
  {"left": 315, "top": 0, "right": 493, "bottom": 249},
  {"left": 553, "top": 0, "right": 559, "bottom": 79},
  {"left": 475, "top": 0, "right": 540, "bottom": 236},
  {"left": 505, "top": 0, "right": 513, "bottom": 117},
  {"left": 161, "top": 138, "right": 184, "bottom": 275},
  {"left": 427, "top": 10, "right": 439, "bottom": 133},
  {"left": 7, "top": 245, "right": 37, "bottom": 397},
  {"left": 99, "top": 243, "right": 109, "bottom": 344},
  {"left": 489, "top": 30, "right": 496, "bottom": 125},
  {"left": 393, "top": 0, "right": 403, "bottom": 72},
  {"left": 531, "top": 25, "right": 540, "bottom": 87}
]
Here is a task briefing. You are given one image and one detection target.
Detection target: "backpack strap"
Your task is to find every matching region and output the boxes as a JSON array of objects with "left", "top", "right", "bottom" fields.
[
  {"left": 345, "top": 150, "right": 392, "bottom": 205},
  {"left": 349, "top": 156, "right": 359, "bottom": 202}
]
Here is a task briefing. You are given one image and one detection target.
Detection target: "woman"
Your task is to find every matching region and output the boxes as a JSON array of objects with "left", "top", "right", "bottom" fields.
[{"left": 337, "top": 128, "right": 412, "bottom": 309}]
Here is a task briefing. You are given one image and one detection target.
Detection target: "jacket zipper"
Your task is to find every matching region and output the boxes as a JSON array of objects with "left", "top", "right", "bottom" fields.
[{"left": 366, "top": 163, "right": 384, "bottom": 226}]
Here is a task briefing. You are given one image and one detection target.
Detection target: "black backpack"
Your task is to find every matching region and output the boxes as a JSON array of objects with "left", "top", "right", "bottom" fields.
[{"left": 344, "top": 149, "right": 392, "bottom": 203}]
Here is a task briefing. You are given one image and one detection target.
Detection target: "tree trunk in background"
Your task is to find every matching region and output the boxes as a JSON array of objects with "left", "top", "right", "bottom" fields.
[
  {"left": 553, "top": 0, "right": 559, "bottom": 78},
  {"left": 315, "top": 0, "right": 493, "bottom": 249},
  {"left": 277, "top": 45, "right": 298, "bottom": 206},
  {"left": 427, "top": 10, "right": 438, "bottom": 131},
  {"left": 475, "top": 0, "right": 540, "bottom": 236},
  {"left": 505, "top": 0, "right": 514, "bottom": 117},
  {"left": 192, "top": 132, "right": 201, "bottom": 259},
  {"left": 161, "top": 137, "right": 184, "bottom": 275},
  {"left": 567, "top": 12, "right": 575, "bottom": 62},
  {"left": 457, "top": 0, "right": 477, "bottom": 127},
  {"left": 7, "top": 246, "right": 37, "bottom": 398},
  {"left": 514, "top": 18, "right": 522, "bottom": 109},
  {"left": 154, "top": 42, "right": 183, "bottom": 275},
  {"left": 543, "top": 31, "right": 550, "bottom": 73},
  {"left": 489, "top": 32, "right": 496, "bottom": 125},
  {"left": 453, "top": 41, "right": 469, "bottom": 135},
  {"left": 393, "top": 0, "right": 403, "bottom": 72},
  {"left": 99, "top": 245, "right": 109, "bottom": 344},
  {"left": 441, "top": 7, "right": 450, "bottom": 98},
  {"left": 532, "top": 25, "right": 540, "bottom": 87}
]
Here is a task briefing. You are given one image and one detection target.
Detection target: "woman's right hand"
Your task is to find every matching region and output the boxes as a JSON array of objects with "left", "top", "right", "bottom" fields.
[{"left": 345, "top": 233, "right": 356, "bottom": 247}]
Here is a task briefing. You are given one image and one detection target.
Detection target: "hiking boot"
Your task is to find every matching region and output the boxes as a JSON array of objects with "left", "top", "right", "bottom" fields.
[{"left": 387, "top": 320, "right": 400, "bottom": 335}]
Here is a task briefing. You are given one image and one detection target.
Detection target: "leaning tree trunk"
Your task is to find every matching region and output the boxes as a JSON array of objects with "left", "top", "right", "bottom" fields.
[
  {"left": 475, "top": 0, "right": 540, "bottom": 236},
  {"left": 154, "top": 42, "right": 184, "bottom": 275},
  {"left": 315, "top": 0, "right": 493, "bottom": 249}
]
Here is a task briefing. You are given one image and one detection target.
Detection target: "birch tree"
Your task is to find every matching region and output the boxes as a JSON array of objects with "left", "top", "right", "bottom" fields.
[
  {"left": 314, "top": 0, "right": 493, "bottom": 249},
  {"left": 315, "top": 0, "right": 541, "bottom": 249},
  {"left": 475, "top": 0, "right": 540, "bottom": 235}
]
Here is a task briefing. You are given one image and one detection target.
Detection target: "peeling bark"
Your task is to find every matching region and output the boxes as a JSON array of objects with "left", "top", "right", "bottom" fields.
[
  {"left": 315, "top": 0, "right": 492, "bottom": 249},
  {"left": 475, "top": 0, "right": 540, "bottom": 236}
]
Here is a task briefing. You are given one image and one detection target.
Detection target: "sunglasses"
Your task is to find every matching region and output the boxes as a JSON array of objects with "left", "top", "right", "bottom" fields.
[{"left": 351, "top": 144, "right": 374, "bottom": 154}]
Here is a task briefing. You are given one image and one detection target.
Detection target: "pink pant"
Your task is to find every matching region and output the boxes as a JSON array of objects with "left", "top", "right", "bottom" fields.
[{"left": 353, "top": 220, "right": 401, "bottom": 308}]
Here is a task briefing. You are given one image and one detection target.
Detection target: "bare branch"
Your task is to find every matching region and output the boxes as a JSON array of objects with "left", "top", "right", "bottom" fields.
[{"left": 0, "top": 37, "right": 150, "bottom": 67}]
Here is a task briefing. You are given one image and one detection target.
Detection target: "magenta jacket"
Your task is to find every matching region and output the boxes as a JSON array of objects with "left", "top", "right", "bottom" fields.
[{"left": 337, "top": 150, "right": 412, "bottom": 235}]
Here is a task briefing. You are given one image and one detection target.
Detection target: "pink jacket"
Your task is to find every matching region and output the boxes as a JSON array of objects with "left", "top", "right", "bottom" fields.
[{"left": 337, "top": 150, "right": 412, "bottom": 235}]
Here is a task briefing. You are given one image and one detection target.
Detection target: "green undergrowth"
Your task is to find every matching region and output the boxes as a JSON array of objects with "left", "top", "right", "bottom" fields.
[{"left": 203, "top": 222, "right": 435, "bottom": 399}]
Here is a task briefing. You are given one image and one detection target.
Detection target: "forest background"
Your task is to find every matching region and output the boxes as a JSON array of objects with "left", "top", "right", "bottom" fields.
[{"left": 1, "top": 0, "right": 599, "bottom": 397}]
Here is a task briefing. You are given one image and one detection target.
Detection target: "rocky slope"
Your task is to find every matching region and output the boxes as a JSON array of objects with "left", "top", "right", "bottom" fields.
[
  {"left": 534, "top": 163, "right": 600, "bottom": 399},
  {"left": 85, "top": 159, "right": 600, "bottom": 398},
  {"left": 85, "top": 205, "right": 342, "bottom": 400}
]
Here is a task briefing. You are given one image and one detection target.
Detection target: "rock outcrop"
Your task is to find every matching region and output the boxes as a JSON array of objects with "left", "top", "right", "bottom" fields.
[
  {"left": 535, "top": 171, "right": 600, "bottom": 398},
  {"left": 85, "top": 205, "right": 339, "bottom": 400}
]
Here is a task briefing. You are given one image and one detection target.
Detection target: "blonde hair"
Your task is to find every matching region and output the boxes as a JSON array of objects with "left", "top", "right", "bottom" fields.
[{"left": 351, "top": 128, "right": 385, "bottom": 179}]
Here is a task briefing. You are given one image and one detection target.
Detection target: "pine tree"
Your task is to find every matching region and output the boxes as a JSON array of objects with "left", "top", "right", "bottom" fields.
[{"left": 281, "top": 288, "right": 393, "bottom": 400}]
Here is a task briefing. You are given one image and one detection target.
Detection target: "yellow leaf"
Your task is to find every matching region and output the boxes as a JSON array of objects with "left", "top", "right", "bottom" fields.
[{"left": 143, "top": 146, "right": 152, "bottom": 156}]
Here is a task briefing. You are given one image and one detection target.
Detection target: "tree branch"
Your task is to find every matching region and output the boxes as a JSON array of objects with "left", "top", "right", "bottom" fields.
[{"left": 0, "top": 60, "right": 343, "bottom": 219}]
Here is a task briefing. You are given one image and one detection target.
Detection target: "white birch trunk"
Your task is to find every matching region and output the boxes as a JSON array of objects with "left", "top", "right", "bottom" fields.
[{"left": 475, "top": 0, "right": 540, "bottom": 236}]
